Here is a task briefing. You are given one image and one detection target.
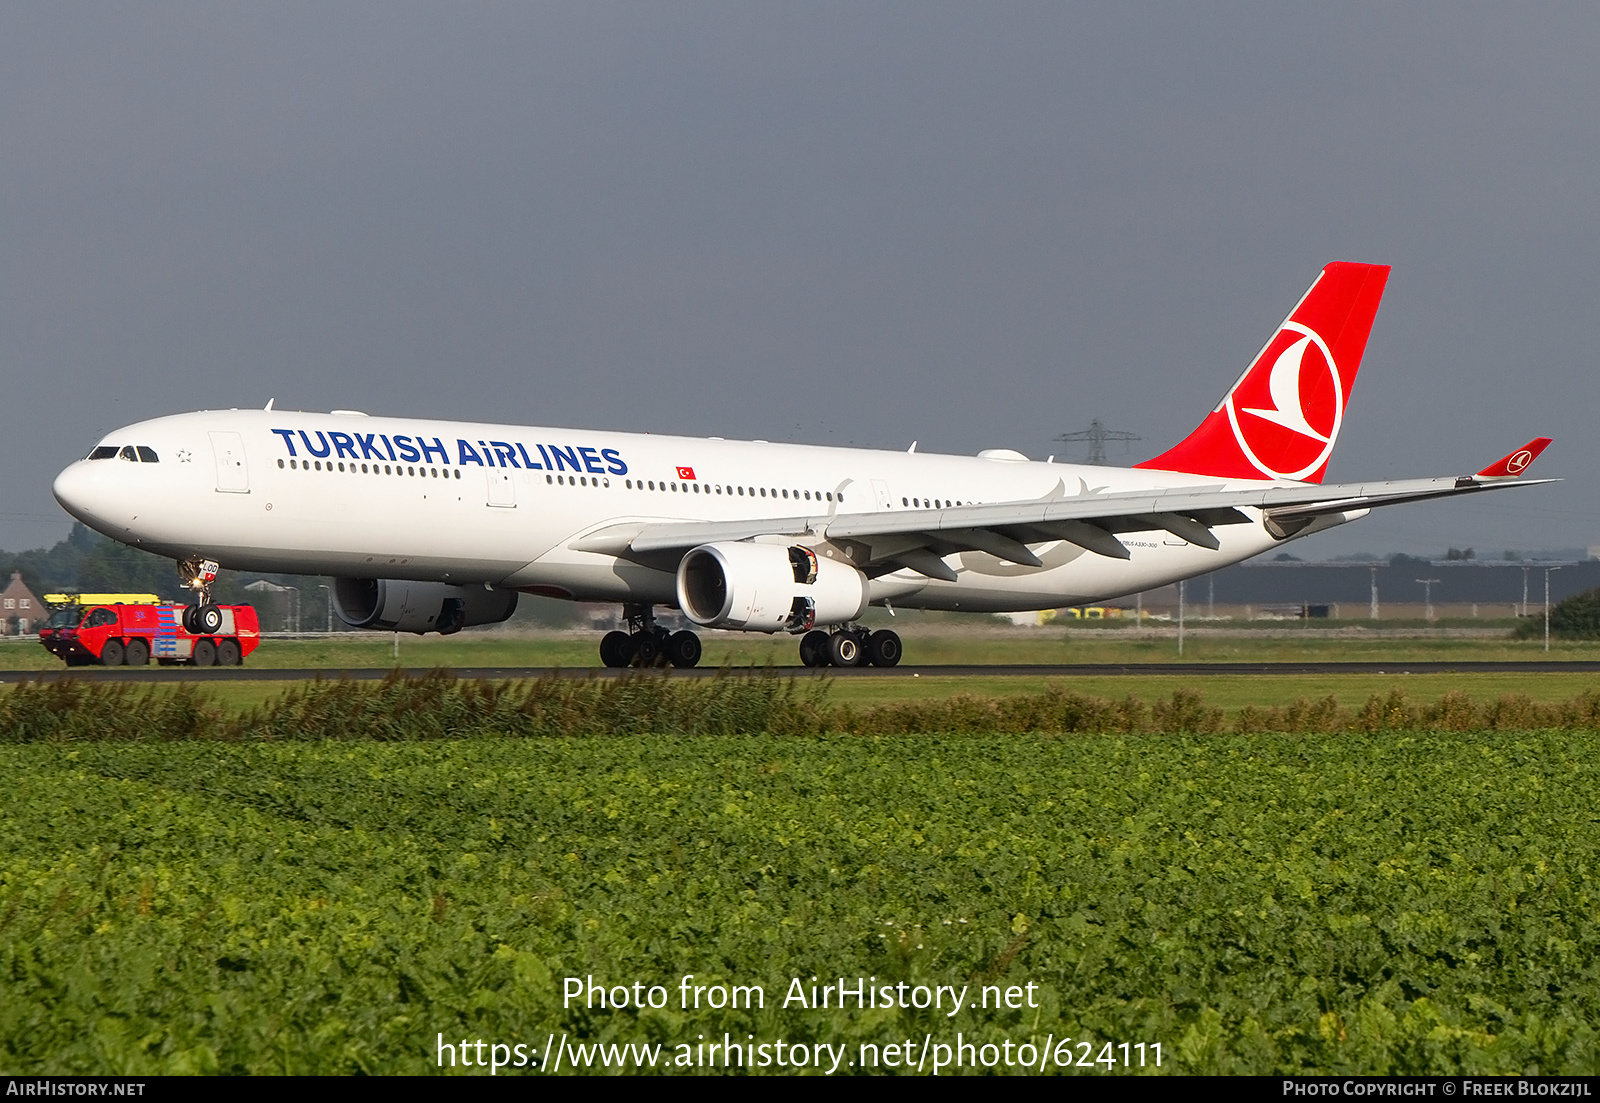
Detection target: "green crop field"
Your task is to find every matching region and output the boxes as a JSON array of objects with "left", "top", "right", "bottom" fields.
[{"left": 3, "top": 675, "right": 1600, "bottom": 1075}]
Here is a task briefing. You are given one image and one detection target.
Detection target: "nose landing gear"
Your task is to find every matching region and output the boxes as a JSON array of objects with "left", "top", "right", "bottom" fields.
[
  {"left": 599, "top": 604, "right": 703, "bottom": 669},
  {"left": 177, "top": 557, "right": 224, "bottom": 634}
]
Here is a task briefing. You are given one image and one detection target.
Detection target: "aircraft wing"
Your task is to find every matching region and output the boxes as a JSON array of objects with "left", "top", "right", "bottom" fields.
[{"left": 572, "top": 443, "right": 1557, "bottom": 582}]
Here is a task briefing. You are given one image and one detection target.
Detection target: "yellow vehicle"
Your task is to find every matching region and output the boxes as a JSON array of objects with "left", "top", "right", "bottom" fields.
[{"left": 44, "top": 593, "right": 163, "bottom": 608}]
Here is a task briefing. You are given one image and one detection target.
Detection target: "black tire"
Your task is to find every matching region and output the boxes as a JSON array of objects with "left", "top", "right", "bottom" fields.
[
  {"left": 197, "top": 604, "right": 225, "bottom": 634},
  {"left": 218, "top": 639, "right": 241, "bottom": 666},
  {"left": 125, "top": 638, "right": 150, "bottom": 667},
  {"left": 798, "top": 630, "right": 831, "bottom": 668},
  {"left": 99, "top": 639, "right": 125, "bottom": 667},
  {"left": 192, "top": 639, "right": 216, "bottom": 668},
  {"left": 866, "top": 629, "right": 902, "bottom": 668},
  {"left": 633, "top": 632, "right": 659, "bottom": 668},
  {"left": 828, "top": 631, "right": 863, "bottom": 668},
  {"left": 667, "top": 630, "right": 702, "bottom": 669},
  {"left": 599, "top": 630, "right": 633, "bottom": 668},
  {"left": 181, "top": 606, "right": 199, "bottom": 634}
]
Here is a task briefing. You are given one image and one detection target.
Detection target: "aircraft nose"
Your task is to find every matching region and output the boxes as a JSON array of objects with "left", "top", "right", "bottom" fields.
[{"left": 53, "top": 459, "right": 125, "bottom": 530}]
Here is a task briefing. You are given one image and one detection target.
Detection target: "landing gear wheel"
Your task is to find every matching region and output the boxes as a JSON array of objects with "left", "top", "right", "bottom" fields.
[
  {"left": 666, "top": 630, "right": 702, "bottom": 669},
  {"left": 100, "top": 639, "right": 125, "bottom": 667},
  {"left": 197, "top": 604, "right": 225, "bottom": 634},
  {"left": 125, "top": 639, "right": 150, "bottom": 667},
  {"left": 218, "top": 639, "right": 242, "bottom": 667},
  {"left": 798, "top": 630, "right": 831, "bottom": 668},
  {"left": 866, "top": 629, "right": 902, "bottom": 668},
  {"left": 181, "top": 606, "right": 199, "bottom": 634},
  {"left": 634, "top": 632, "right": 660, "bottom": 668},
  {"left": 599, "top": 631, "right": 634, "bottom": 668},
  {"left": 828, "top": 631, "right": 863, "bottom": 668},
  {"left": 192, "top": 639, "right": 216, "bottom": 668}
]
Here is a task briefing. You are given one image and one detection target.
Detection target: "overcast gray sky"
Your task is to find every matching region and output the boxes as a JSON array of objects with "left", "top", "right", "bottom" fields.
[{"left": 2, "top": 3, "right": 1594, "bottom": 560}]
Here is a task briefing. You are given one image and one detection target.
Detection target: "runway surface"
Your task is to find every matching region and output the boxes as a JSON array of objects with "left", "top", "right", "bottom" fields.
[{"left": 10, "top": 661, "right": 1600, "bottom": 682}]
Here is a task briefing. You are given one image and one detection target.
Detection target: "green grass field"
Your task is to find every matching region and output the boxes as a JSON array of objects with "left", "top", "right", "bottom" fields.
[
  {"left": 8, "top": 625, "right": 1600, "bottom": 718},
  {"left": 6, "top": 623, "right": 1600, "bottom": 673}
]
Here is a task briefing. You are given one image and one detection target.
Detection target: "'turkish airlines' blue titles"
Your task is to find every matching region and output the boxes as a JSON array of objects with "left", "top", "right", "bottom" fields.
[{"left": 270, "top": 428, "right": 629, "bottom": 477}]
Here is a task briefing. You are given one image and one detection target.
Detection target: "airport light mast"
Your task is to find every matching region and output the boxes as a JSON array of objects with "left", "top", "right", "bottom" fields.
[{"left": 1415, "top": 578, "right": 1441, "bottom": 622}]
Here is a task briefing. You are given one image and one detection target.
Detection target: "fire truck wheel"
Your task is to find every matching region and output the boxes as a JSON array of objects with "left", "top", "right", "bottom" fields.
[
  {"left": 192, "top": 639, "right": 217, "bottom": 668},
  {"left": 125, "top": 639, "right": 150, "bottom": 667},
  {"left": 197, "top": 604, "right": 225, "bottom": 634},
  {"left": 218, "top": 639, "right": 241, "bottom": 666},
  {"left": 99, "top": 640, "right": 125, "bottom": 667}
]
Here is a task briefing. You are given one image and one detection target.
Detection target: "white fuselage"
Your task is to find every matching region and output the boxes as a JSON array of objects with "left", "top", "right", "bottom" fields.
[{"left": 53, "top": 409, "right": 1333, "bottom": 615}]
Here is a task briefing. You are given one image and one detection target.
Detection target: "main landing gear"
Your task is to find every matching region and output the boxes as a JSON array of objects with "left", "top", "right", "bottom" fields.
[
  {"left": 178, "top": 557, "right": 224, "bottom": 634},
  {"left": 799, "top": 626, "right": 901, "bottom": 668},
  {"left": 600, "top": 604, "right": 702, "bottom": 669}
]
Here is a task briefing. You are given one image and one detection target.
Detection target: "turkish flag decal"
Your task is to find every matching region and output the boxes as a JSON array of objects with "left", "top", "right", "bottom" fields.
[{"left": 676, "top": 466, "right": 696, "bottom": 480}]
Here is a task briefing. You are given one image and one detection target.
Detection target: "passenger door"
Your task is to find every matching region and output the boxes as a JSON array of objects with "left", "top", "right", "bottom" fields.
[{"left": 209, "top": 432, "right": 250, "bottom": 493}]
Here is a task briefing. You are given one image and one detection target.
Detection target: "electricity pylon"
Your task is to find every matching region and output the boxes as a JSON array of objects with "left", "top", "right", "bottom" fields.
[{"left": 1055, "top": 419, "right": 1140, "bottom": 466}]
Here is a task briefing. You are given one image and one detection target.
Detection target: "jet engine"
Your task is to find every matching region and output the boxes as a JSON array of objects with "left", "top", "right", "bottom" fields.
[
  {"left": 676, "top": 542, "right": 868, "bottom": 633},
  {"left": 333, "top": 578, "right": 518, "bottom": 635}
]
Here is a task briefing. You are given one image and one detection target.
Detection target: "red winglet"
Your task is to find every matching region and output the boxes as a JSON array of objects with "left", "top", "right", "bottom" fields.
[{"left": 1475, "top": 438, "right": 1552, "bottom": 479}]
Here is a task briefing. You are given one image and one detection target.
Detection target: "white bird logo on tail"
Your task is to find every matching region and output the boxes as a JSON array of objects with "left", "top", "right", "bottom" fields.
[
  {"left": 1223, "top": 320, "right": 1344, "bottom": 481},
  {"left": 1241, "top": 335, "right": 1332, "bottom": 443}
]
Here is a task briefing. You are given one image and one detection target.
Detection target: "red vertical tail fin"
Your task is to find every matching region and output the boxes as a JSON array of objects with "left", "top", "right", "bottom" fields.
[{"left": 1136, "top": 262, "right": 1390, "bottom": 483}]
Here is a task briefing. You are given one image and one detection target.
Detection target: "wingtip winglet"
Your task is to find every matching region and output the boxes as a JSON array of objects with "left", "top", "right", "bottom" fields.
[{"left": 1475, "top": 437, "right": 1553, "bottom": 479}]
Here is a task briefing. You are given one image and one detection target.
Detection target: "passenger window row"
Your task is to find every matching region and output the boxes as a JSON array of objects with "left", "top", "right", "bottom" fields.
[
  {"left": 278, "top": 458, "right": 462, "bottom": 479},
  {"left": 901, "top": 497, "right": 969, "bottom": 508},
  {"left": 621, "top": 479, "right": 844, "bottom": 503}
]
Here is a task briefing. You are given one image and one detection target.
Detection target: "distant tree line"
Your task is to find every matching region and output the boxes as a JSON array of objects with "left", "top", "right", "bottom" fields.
[{"left": 1518, "top": 587, "right": 1600, "bottom": 640}]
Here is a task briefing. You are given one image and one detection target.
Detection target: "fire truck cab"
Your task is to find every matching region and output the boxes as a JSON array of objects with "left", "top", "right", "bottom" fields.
[{"left": 39, "top": 600, "right": 261, "bottom": 667}]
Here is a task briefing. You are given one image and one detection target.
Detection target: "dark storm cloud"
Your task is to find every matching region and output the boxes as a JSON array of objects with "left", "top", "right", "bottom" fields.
[{"left": 2, "top": 3, "right": 1594, "bottom": 556}]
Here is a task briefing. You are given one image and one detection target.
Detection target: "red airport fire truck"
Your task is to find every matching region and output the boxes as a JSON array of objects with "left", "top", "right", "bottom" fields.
[{"left": 39, "top": 597, "right": 261, "bottom": 667}]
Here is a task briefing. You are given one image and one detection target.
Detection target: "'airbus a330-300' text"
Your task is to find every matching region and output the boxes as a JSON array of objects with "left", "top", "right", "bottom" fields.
[{"left": 53, "top": 263, "right": 1554, "bottom": 668}]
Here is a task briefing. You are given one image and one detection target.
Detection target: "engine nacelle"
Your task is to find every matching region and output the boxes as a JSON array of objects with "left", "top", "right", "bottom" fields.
[
  {"left": 333, "top": 578, "right": 518, "bottom": 635},
  {"left": 677, "top": 542, "right": 868, "bottom": 633}
]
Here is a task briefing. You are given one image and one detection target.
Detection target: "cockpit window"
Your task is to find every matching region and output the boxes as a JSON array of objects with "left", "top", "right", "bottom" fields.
[
  {"left": 88, "top": 446, "right": 118, "bottom": 460},
  {"left": 136, "top": 446, "right": 159, "bottom": 463},
  {"left": 118, "top": 446, "right": 137, "bottom": 462}
]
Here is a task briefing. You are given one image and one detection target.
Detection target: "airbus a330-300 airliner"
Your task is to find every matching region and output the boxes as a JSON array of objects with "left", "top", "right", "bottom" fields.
[{"left": 53, "top": 262, "right": 1554, "bottom": 668}]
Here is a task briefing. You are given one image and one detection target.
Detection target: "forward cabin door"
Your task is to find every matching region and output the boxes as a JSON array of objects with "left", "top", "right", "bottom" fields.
[
  {"left": 209, "top": 432, "right": 250, "bottom": 493},
  {"left": 487, "top": 470, "right": 516, "bottom": 508}
]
